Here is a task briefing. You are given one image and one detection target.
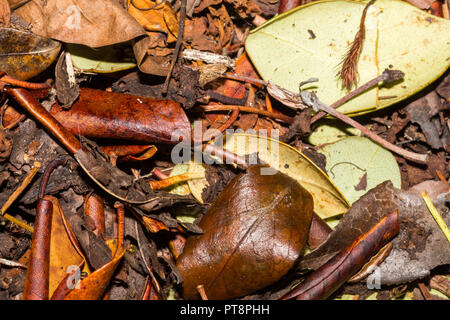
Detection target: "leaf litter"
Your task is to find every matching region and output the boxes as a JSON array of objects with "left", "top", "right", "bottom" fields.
[{"left": 0, "top": 0, "right": 448, "bottom": 302}]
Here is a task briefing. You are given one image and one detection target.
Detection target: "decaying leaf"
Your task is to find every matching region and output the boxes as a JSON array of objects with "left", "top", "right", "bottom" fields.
[
  {"left": 0, "top": 27, "right": 61, "bottom": 80},
  {"left": 300, "top": 181, "right": 450, "bottom": 286},
  {"left": 318, "top": 136, "right": 402, "bottom": 204},
  {"left": 177, "top": 165, "right": 314, "bottom": 300},
  {"left": 14, "top": 0, "right": 145, "bottom": 48},
  {"left": 64, "top": 204, "right": 126, "bottom": 300},
  {"left": 245, "top": 0, "right": 450, "bottom": 116}
]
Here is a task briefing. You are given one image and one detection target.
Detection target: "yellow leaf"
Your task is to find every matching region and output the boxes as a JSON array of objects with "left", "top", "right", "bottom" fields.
[{"left": 128, "top": 0, "right": 178, "bottom": 43}]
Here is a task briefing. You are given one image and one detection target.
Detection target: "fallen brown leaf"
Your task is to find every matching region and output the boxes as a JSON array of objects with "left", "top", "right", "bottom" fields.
[{"left": 177, "top": 165, "right": 314, "bottom": 300}]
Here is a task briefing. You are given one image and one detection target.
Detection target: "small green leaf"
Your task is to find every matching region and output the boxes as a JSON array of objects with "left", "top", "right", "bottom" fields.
[
  {"left": 318, "top": 136, "right": 401, "bottom": 204},
  {"left": 67, "top": 43, "right": 136, "bottom": 73}
]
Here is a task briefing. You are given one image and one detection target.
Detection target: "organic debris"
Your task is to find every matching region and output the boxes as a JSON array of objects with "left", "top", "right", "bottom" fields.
[{"left": 0, "top": 0, "right": 448, "bottom": 303}]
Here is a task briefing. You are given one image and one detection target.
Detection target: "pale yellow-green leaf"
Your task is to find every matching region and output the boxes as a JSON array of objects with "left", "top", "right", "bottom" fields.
[
  {"left": 187, "top": 162, "right": 208, "bottom": 204},
  {"left": 222, "top": 134, "right": 349, "bottom": 219},
  {"left": 318, "top": 136, "right": 401, "bottom": 204},
  {"left": 307, "top": 120, "right": 361, "bottom": 146},
  {"left": 166, "top": 164, "right": 190, "bottom": 196},
  {"left": 245, "top": 0, "right": 450, "bottom": 116},
  {"left": 67, "top": 43, "right": 136, "bottom": 74}
]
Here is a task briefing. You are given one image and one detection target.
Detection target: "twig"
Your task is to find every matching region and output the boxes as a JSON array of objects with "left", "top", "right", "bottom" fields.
[
  {"left": 337, "top": 0, "right": 376, "bottom": 91},
  {"left": 202, "top": 143, "right": 248, "bottom": 169},
  {"left": 0, "top": 75, "right": 51, "bottom": 90},
  {"left": 299, "top": 82, "right": 428, "bottom": 164},
  {"left": 1, "top": 161, "right": 40, "bottom": 232},
  {"left": 222, "top": 73, "right": 267, "bottom": 86},
  {"left": 39, "top": 158, "right": 69, "bottom": 199},
  {"left": 196, "top": 284, "right": 209, "bottom": 300},
  {"left": 201, "top": 109, "right": 239, "bottom": 143},
  {"left": 0, "top": 258, "right": 26, "bottom": 268},
  {"left": 162, "top": 0, "right": 186, "bottom": 94},
  {"left": 418, "top": 282, "right": 433, "bottom": 300},
  {"left": 311, "top": 69, "right": 404, "bottom": 123},
  {"left": 202, "top": 104, "right": 293, "bottom": 124}
]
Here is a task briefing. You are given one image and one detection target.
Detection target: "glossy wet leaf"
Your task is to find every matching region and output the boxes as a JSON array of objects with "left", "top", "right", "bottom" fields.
[
  {"left": 318, "top": 136, "right": 401, "bottom": 204},
  {"left": 245, "top": 0, "right": 450, "bottom": 116},
  {"left": 222, "top": 134, "right": 349, "bottom": 219},
  {"left": 0, "top": 28, "right": 61, "bottom": 80},
  {"left": 66, "top": 44, "right": 136, "bottom": 74},
  {"left": 176, "top": 165, "right": 314, "bottom": 300}
]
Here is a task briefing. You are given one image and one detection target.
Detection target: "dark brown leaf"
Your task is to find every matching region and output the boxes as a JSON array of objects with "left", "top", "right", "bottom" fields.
[{"left": 176, "top": 165, "right": 314, "bottom": 300}]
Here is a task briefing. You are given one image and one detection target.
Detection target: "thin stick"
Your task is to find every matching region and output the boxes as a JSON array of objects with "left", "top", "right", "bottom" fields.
[
  {"left": 202, "top": 105, "right": 293, "bottom": 124},
  {"left": 436, "top": 170, "right": 450, "bottom": 191},
  {"left": 311, "top": 73, "right": 389, "bottom": 123},
  {"left": 0, "top": 75, "right": 51, "bottom": 90},
  {"left": 201, "top": 109, "right": 239, "bottom": 142},
  {"left": 418, "top": 283, "right": 433, "bottom": 300},
  {"left": 202, "top": 143, "right": 248, "bottom": 169},
  {"left": 196, "top": 284, "right": 209, "bottom": 300},
  {"left": 422, "top": 191, "right": 450, "bottom": 243},
  {"left": 222, "top": 73, "right": 267, "bottom": 86},
  {"left": 1, "top": 161, "right": 41, "bottom": 218},
  {"left": 0, "top": 258, "right": 27, "bottom": 268},
  {"left": 162, "top": 0, "right": 186, "bottom": 94}
]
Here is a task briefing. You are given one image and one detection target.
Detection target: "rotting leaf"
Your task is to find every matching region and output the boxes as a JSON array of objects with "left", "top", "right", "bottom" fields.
[
  {"left": 0, "top": 27, "right": 61, "bottom": 80},
  {"left": 300, "top": 181, "right": 450, "bottom": 286},
  {"left": 64, "top": 203, "right": 126, "bottom": 300},
  {"left": 245, "top": 0, "right": 450, "bottom": 116},
  {"left": 176, "top": 165, "right": 314, "bottom": 300}
]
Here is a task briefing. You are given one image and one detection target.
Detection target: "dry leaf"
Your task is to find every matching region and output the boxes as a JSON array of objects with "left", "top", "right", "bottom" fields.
[
  {"left": 0, "top": 28, "right": 61, "bottom": 80},
  {"left": 0, "top": 0, "right": 10, "bottom": 27},
  {"left": 177, "top": 165, "right": 314, "bottom": 300}
]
